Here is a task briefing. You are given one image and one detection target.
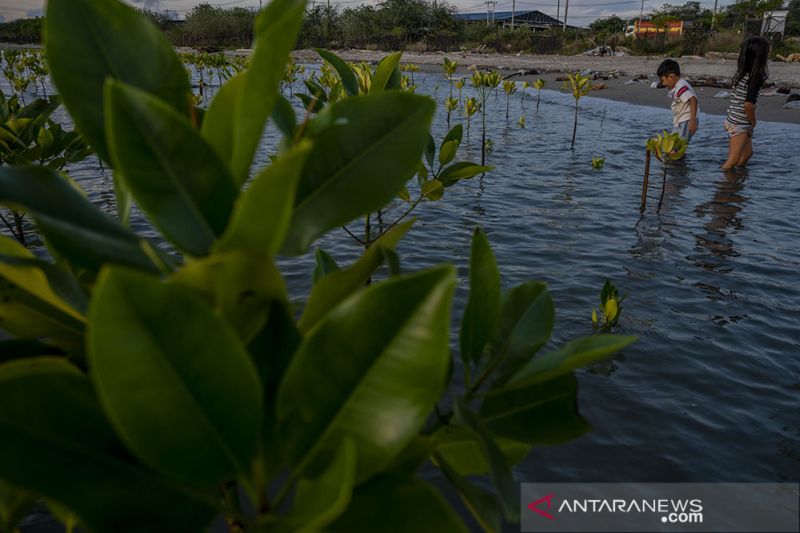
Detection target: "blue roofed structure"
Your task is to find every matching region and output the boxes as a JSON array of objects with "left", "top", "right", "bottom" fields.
[{"left": 454, "top": 10, "right": 564, "bottom": 29}]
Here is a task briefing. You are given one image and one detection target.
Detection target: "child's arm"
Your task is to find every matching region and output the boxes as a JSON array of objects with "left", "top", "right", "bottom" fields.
[
  {"left": 744, "top": 102, "right": 756, "bottom": 132},
  {"left": 688, "top": 96, "right": 698, "bottom": 135}
]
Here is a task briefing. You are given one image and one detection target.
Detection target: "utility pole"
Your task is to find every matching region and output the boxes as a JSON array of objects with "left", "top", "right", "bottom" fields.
[
  {"left": 711, "top": 0, "right": 719, "bottom": 31},
  {"left": 485, "top": 1, "right": 497, "bottom": 26},
  {"left": 562, "top": 0, "right": 569, "bottom": 31},
  {"left": 640, "top": 0, "right": 645, "bottom": 22},
  {"left": 556, "top": 0, "right": 560, "bottom": 25},
  {"left": 511, "top": 0, "right": 515, "bottom": 28}
]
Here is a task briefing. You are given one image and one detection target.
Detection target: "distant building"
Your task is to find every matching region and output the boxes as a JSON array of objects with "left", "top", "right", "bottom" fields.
[
  {"left": 625, "top": 19, "right": 691, "bottom": 39},
  {"left": 455, "top": 10, "right": 565, "bottom": 30}
]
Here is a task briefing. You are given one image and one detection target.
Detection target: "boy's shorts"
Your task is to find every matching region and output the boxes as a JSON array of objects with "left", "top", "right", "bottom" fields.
[
  {"left": 673, "top": 119, "right": 697, "bottom": 142},
  {"left": 723, "top": 119, "right": 753, "bottom": 138}
]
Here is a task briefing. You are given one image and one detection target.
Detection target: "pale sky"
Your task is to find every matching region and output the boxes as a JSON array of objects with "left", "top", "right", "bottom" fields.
[{"left": 0, "top": 0, "right": 743, "bottom": 26}]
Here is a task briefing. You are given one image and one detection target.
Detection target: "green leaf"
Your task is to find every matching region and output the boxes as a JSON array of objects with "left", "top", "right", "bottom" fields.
[
  {"left": 454, "top": 398, "right": 519, "bottom": 522},
  {"left": 88, "top": 267, "right": 262, "bottom": 487},
  {"left": 45, "top": 0, "right": 190, "bottom": 164},
  {"left": 272, "top": 93, "right": 298, "bottom": 138},
  {"left": 278, "top": 266, "right": 455, "bottom": 482},
  {"left": 282, "top": 92, "right": 434, "bottom": 255},
  {"left": 431, "top": 425, "right": 530, "bottom": 477},
  {"left": 434, "top": 453, "right": 503, "bottom": 533},
  {"left": 398, "top": 186, "right": 411, "bottom": 203},
  {"left": 327, "top": 475, "right": 469, "bottom": 533},
  {"left": 460, "top": 228, "right": 501, "bottom": 368},
  {"left": 480, "top": 373, "right": 590, "bottom": 445},
  {"left": 316, "top": 49, "right": 359, "bottom": 97},
  {"left": 298, "top": 221, "right": 413, "bottom": 332},
  {"left": 0, "top": 481, "right": 36, "bottom": 533},
  {"left": 488, "top": 282, "right": 555, "bottom": 388},
  {"left": 313, "top": 248, "right": 340, "bottom": 283},
  {"left": 0, "top": 166, "right": 162, "bottom": 273},
  {"left": 439, "top": 162, "right": 494, "bottom": 187},
  {"left": 0, "top": 236, "right": 85, "bottom": 349},
  {"left": 425, "top": 134, "right": 436, "bottom": 169},
  {"left": 202, "top": 71, "right": 247, "bottom": 165},
  {"left": 0, "top": 357, "right": 217, "bottom": 531},
  {"left": 112, "top": 171, "right": 131, "bottom": 225},
  {"left": 421, "top": 180, "right": 444, "bottom": 201},
  {"left": 232, "top": 0, "right": 307, "bottom": 183},
  {"left": 438, "top": 140, "right": 459, "bottom": 167},
  {"left": 215, "top": 141, "right": 311, "bottom": 256},
  {"left": 442, "top": 123, "right": 464, "bottom": 147},
  {"left": 370, "top": 52, "right": 403, "bottom": 93},
  {"left": 283, "top": 437, "right": 356, "bottom": 532},
  {"left": 106, "top": 80, "right": 238, "bottom": 257},
  {"left": 171, "top": 250, "right": 288, "bottom": 343},
  {"left": 506, "top": 335, "right": 636, "bottom": 390}
]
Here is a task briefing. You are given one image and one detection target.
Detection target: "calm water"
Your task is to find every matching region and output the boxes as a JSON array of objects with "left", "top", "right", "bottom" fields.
[{"left": 6, "top": 68, "right": 800, "bottom": 504}]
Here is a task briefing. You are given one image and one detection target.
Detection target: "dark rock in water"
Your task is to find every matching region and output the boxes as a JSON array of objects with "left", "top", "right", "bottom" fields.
[
  {"left": 787, "top": 93, "right": 800, "bottom": 103},
  {"left": 778, "top": 86, "right": 791, "bottom": 94},
  {"left": 555, "top": 76, "right": 568, "bottom": 82}
]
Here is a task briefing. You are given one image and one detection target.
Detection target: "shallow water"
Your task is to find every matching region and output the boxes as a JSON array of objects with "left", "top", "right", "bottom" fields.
[{"left": 5, "top": 68, "right": 800, "bottom": 496}]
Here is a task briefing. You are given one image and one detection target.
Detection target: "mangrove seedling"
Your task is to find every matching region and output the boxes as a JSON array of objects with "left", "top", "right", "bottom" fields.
[
  {"left": 592, "top": 280, "right": 626, "bottom": 332},
  {"left": 471, "top": 70, "right": 501, "bottom": 164},
  {"left": 445, "top": 96, "right": 458, "bottom": 130},
  {"left": 455, "top": 78, "right": 465, "bottom": 102},
  {"left": 502, "top": 80, "right": 517, "bottom": 120},
  {"left": 463, "top": 96, "right": 480, "bottom": 142},
  {"left": 533, "top": 78, "right": 545, "bottom": 110},
  {"left": 521, "top": 80, "right": 530, "bottom": 106},
  {"left": 591, "top": 156, "right": 606, "bottom": 169},
  {"left": 563, "top": 72, "right": 591, "bottom": 150},
  {"left": 648, "top": 130, "right": 688, "bottom": 213},
  {"left": 518, "top": 115, "right": 526, "bottom": 128},
  {"left": 442, "top": 57, "right": 457, "bottom": 99},
  {"left": 402, "top": 63, "right": 419, "bottom": 85}
]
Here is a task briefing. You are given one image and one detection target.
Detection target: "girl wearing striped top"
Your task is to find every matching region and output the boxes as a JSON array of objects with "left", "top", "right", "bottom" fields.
[{"left": 722, "top": 36, "right": 770, "bottom": 170}]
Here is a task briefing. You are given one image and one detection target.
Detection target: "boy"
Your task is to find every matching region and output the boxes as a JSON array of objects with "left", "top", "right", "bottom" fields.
[{"left": 657, "top": 59, "right": 699, "bottom": 143}]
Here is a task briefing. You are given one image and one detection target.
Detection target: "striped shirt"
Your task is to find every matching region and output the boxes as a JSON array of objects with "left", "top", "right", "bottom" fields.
[{"left": 726, "top": 75, "right": 761, "bottom": 126}]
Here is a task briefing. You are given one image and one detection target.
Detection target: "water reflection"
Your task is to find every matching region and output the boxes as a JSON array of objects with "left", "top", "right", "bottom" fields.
[{"left": 691, "top": 168, "right": 749, "bottom": 274}]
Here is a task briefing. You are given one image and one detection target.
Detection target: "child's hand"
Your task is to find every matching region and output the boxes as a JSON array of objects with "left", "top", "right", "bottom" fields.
[{"left": 689, "top": 118, "right": 698, "bottom": 135}]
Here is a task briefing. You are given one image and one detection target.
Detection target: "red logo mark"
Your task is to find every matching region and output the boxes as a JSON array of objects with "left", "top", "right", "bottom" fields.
[{"left": 528, "top": 493, "right": 556, "bottom": 520}]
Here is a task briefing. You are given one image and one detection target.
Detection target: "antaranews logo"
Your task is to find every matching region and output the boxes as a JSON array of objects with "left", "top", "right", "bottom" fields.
[
  {"left": 527, "top": 493, "right": 704, "bottom": 524},
  {"left": 520, "top": 483, "right": 799, "bottom": 533}
]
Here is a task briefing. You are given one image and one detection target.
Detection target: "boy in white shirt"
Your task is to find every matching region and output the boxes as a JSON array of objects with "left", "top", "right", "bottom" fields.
[{"left": 657, "top": 59, "right": 699, "bottom": 143}]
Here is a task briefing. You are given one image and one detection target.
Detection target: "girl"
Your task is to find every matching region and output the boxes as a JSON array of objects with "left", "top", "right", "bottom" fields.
[{"left": 722, "top": 36, "right": 770, "bottom": 170}]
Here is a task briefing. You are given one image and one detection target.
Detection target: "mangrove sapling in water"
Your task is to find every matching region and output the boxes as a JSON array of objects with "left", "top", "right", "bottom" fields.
[
  {"left": 502, "top": 80, "right": 517, "bottom": 121},
  {"left": 592, "top": 280, "right": 626, "bottom": 332},
  {"left": 0, "top": 2, "right": 635, "bottom": 531},
  {"left": 534, "top": 78, "right": 545, "bottom": 111},
  {"left": 463, "top": 96, "right": 480, "bottom": 142},
  {"left": 471, "top": 70, "right": 501, "bottom": 165},
  {"left": 648, "top": 131, "right": 688, "bottom": 213},
  {"left": 445, "top": 97, "right": 458, "bottom": 130},
  {"left": 521, "top": 81, "right": 529, "bottom": 107},
  {"left": 563, "top": 72, "right": 591, "bottom": 150},
  {"left": 518, "top": 115, "right": 526, "bottom": 128}
]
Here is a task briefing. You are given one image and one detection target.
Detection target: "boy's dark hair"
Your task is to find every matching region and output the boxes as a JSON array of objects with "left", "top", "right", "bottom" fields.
[
  {"left": 734, "top": 36, "right": 770, "bottom": 92},
  {"left": 657, "top": 59, "right": 680, "bottom": 77}
]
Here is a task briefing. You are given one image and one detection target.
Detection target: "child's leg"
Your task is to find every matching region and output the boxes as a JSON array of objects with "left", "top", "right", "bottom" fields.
[
  {"left": 722, "top": 133, "right": 748, "bottom": 169},
  {"left": 737, "top": 136, "right": 753, "bottom": 167}
]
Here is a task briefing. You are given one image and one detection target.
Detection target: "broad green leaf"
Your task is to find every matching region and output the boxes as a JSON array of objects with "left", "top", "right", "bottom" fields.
[
  {"left": 45, "top": 0, "right": 190, "bottom": 164},
  {"left": 283, "top": 92, "right": 434, "bottom": 255},
  {"left": 384, "top": 436, "right": 433, "bottom": 475},
  {"left": 439, "top": 162, "right": 494, "bottom": 187},
  {"left": 327, "top": 475, "right": 469, "bottom": 533},
  {"left": 271, "top": 94, "right": 298, "bottom": 138},
  {"left": 461, "top": 228, "right": 501, "bottom": 368},
  {"left": 432, "top": 425, "right": 530, "bottom": 477},
  {"left": 370, "top": 52, "right": 403, "bottom": 93},
  {"left": 88, "top": 268, "right": 262, "bottom": 487},
  {"left": 0, "top": 166, "right": 161, "bottom": 273},
  {"left": 298, "top": 221, "right": 414, "bottom": 332},
  {"left": 0, "top": 357, "right": 216, "bottom": 531},
  {"left": 106, "top": 80, "right": 238, "bottom": 257},
  {"left": 171, "top": 250, "right": 287, "bottom": 343},
  {"left": 454, "top": 399, "right": 519, "bottom": 522},
  {"left": 398, "top": 186, "right": 411, "bottom": 203},
  {"left": 442, "top": 123, "right": 464, "bottom": 147},
  {"left": 278, "top": 266, "right": 455, "bottom": 481},
  {"left": 215, "top": 141, "right": 311, "bottom": 256},
  {"left": 313, "top": 248, "right": 340, "bottom": 283},
  {"left": 112, "top": 171, "right": 131, "bottom": 225},
  {"left": 506, "top": 335, "right": 636, "bottom": 390},
  {"left": 434, "top": 453, "right": 503, "bottom": 533},
  {"left": 439, "top": 140, "right": 459, "bottom": 167},
  {"left": 202, "top": 71, "right": 247, "bottom": 165},
  {"left": 422, "top": 180, "right": 444, "bottom": 201},
  {"left": 283, "top": 437, "right": 356, "bottom": 532},
  {"left": 316, "top": 49, "right": 359, "bottom": 97},
  {"left": 0, "top": 236, "right": 85, "bottom": 348},
  {"left": 480, "top": 373, "right": 590, "bottom": 445},
  {"left": 232, "top": 0, "right": 307, "bottom": 183},
  {"left": 425, "top": 134, "right": 436, "bottom": 169},
  {"left": 488, "top": 282, "right": 555, "bottom": 388}
]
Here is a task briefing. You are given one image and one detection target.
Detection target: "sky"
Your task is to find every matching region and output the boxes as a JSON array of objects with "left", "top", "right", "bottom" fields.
[{"left": 0, "top": 0, "right": 746, "bottom": 27}]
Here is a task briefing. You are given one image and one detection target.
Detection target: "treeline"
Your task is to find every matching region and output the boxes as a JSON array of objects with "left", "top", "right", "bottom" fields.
[{"left": 1, "top": 0, "right": 798, "bottom": 56}]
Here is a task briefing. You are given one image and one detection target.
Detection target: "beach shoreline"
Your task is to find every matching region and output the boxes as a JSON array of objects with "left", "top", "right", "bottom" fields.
[{"left": 292, "top": 49, "right": 800, "bottom": 125}]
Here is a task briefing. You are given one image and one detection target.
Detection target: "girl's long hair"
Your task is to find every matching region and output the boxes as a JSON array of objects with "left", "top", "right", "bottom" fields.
[{"left": 733, "top": 36, "right": 770, "bottom": 92}]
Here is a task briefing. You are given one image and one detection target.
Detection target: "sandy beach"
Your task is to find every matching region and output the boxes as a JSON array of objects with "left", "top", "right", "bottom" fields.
[{"left": 292, "top": 49, "right": 800, "bottom": 124}]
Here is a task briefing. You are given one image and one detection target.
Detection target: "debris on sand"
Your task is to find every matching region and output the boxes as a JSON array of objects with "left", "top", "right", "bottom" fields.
[
  {"left": 591, "top": 81, "right": 607, "bottom": 91},
  {"left": 582, "top": 46, "right": 629, "bottom": 57},
  {"left": 776, "top": 53, "right": 800, "bottom": 62}
]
